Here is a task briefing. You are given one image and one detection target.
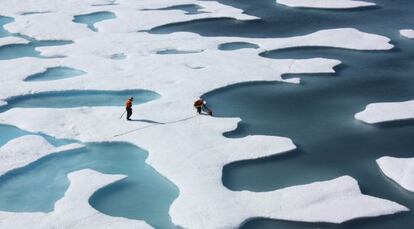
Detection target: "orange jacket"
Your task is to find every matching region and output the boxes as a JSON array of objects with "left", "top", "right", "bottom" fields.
[
  {"left": 194, "top": 99, "right": 204, "bottom": 108},
  {"left": 125, "top": 99, "right": 132, "bottom": 109}
]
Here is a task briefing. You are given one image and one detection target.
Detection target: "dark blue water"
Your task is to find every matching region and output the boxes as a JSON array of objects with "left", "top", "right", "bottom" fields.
[
  {"left": 0, "top": 16, "right": 13, "bottom": 38},
  {"left": 73, "top": 11, "right": 116, "bottom": 32},
  {"left": 219, "top": 42, "right": 260, "bottom": 50},
  {"left": 92, "top": 0, "right": 119, "bottom": 7},
  {"left": 20, "top": 11, "right": 52, "bottom": 15},
  {"left": 156, "top": 49, "right": 203, "bottom": 54},
  {"left": 110, "top": 53, "right": 126, "bottom": 60},
  {"left": 24, "top": 66, "right": 86, "bottom": 81},
  {"left": 142, "top": 4, "right": 206, "bottom": 15},
  {"left": 0, "top": 89, "right": 160, "bottom": 113}
]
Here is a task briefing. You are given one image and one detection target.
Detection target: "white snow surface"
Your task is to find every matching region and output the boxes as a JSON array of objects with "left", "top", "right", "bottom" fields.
[
  {"left": 0, "top": 36, "right": 29, "bottom": 47},
  {"left": 0, "top": 169, "right": 152, "bottom": 229},
  {"left": 377, "top": 157, "right": 414, "bottom": 192},
  {"left": 400, "top": 29, "right": 414, "bottom": 39},
  {"left": 0, "top": 0, "right": 406, "bottom": 228},
  {"left": 0, "top": 135, "right": 83, "bottom": 176},
  {"left": 355, "top": 100, "right": 414, "bottom": 124},
  {"left": 277, "top": 0, "right": 375, "bottom": 9}
]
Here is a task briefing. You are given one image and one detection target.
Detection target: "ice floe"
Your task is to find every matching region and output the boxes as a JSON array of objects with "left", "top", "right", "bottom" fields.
[
  {"left": 0, "top": 36, "right": 29, "bottom": 48},
  {"left": 377, "top": 157, "right": 414, "bottom": 192},
  {"left": 355, "top": 100, "right": 414, "bottom": 124},
  {"left": 0, "top": 135, "right": 83, "bottom": 176},
  {"left": 400, "top": 29, "right": 414, "bottom": 39},
  {"left": 277, "top": 0, "right": 375, "bottom": 9},
  {"left": 0, "top": 169, "right": 152, "bottom": 228}
]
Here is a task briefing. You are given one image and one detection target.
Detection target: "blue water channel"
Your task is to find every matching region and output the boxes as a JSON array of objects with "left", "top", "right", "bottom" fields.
[
  {"left": 156, "top": 49, "right": 203, "bottom": 55},
  {"left": 73, "top": 11, "right": 116, "bottom": 32},
  {"left": 24, "top": 66, "right": 86, "bottom": 81},
  {"left": 92, "top": 0, "right": 119, "bottom": 7},
  {"left": 0, "top": 16, "right": 13, "bottom": 38},
  {"left": 142, "top": 4, "right": 206, "bottom": 15},
  {"left": 0, "top": 89, "right": 160, "bottom": 113},
  {"left": 110, "top": 53, "right": 126, "bottom": 60},
  {"left": 219, "top": 42, "right": 259, "bottom": 51}
]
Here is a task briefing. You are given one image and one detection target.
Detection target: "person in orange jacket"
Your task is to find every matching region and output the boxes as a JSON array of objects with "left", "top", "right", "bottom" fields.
[
  {"left": 125, "top": 97, "right": 134, "bottom": 120},
  {"left": 194, "top": 98, "right": 212, "bottom": 115}
]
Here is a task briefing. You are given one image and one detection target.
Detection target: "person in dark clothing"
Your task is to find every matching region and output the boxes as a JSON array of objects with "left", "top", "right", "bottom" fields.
[
  {"left": 194, "top": 98, "right": 212, "bottom": 115},
  {"left": 125, "top": 97, "right": 133, "bottom": 120}
]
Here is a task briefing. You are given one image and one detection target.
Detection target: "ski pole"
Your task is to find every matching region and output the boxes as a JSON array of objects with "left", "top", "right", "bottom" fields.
[
  {"left": 204, "top": 105, "right": 213, "bottom": 116},
  {"left": 119, "top": 110, "right": 126, "bottom": 119}
]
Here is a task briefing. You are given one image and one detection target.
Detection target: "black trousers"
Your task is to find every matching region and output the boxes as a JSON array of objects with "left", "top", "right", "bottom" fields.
[{"left": 126, "top": 108, "right": 132, "bottom": 120}]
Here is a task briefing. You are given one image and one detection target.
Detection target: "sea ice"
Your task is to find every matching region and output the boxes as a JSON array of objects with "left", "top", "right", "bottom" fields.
[
  {"left": 355, "top": 100, "right": 414, "bottom": 124},
  {"left": 0, "top": 36, "right": 29, "bottom": 48},
  {"left": 277, "top": 0, "right": 375, "bottom": 9},
  {"left": 400, "top": 29, "right": 414, "bottom": 39},
  {"left": 377, "top": 156, "right": 414, "bottom": 192}
]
